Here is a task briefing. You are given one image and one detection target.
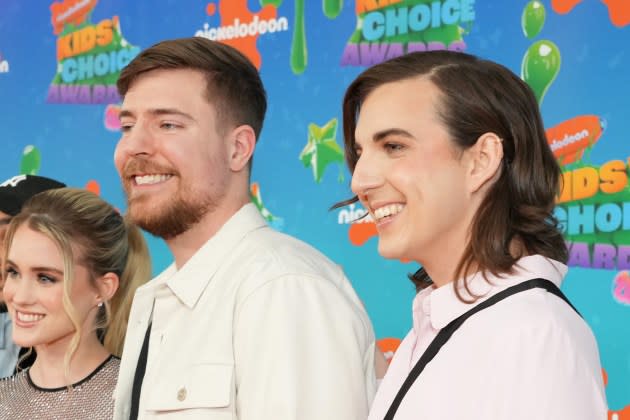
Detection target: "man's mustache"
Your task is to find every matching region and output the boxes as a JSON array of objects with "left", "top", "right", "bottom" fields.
[{"left": 122, "top": 158, "right": 178, "bottom": 179}]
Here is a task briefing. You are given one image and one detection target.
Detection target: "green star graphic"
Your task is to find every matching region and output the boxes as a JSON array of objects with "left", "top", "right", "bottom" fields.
[{"left": 299, "top": 118, "right": 345, "bottom": 183}]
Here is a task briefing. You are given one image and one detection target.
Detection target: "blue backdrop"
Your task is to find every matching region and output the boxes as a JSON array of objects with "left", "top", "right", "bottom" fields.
[{"left": 1, "top": 0, "right": 628, "bottom": 415}]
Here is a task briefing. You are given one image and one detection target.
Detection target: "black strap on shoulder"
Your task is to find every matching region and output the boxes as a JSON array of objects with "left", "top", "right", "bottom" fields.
[
  {"left": 383, "top": 278, "right": 579, "bottom": 420},
  {"left": 130, "top": 322, "right": 152, "bottom": 420}
]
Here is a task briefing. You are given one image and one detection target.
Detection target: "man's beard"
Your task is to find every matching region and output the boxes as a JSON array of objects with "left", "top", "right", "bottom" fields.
[
  {"left": 125, "top": 183, "right": 222, "bottom": 240},
  {"left": 121, "top": 157, "right": 225, "bottom": 239}
]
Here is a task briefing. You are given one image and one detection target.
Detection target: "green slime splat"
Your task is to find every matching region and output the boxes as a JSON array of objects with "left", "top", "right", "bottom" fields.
[
  {"left": 299, "top": 118, "right": 345, "bottom": 183},
  {"left": 264, "top": 0, "right": 343, "bottom": 73},
  {"left": 291, "top": 0, "right": 307, "bottom": 74},
  {"left": 522, "top": 0, "right": 546, "bottom": 39},
  {"left": 260, "top": 0, "right": 283, "bottom": 7},
  {"left": 521, "top": 40, "right": 561, "bottom": 105},
  {"left": 323, "top": 0, "right": 343, "bottom": 19},
  {"left": 20, "top": 145, "right": 41, "bottom": 175}
]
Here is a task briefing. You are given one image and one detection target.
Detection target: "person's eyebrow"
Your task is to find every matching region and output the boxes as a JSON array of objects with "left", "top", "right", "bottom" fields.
[
  {"left": 0, "top": 218, "right": 11, "bottom": 226},
  {"left": 4, "top": 259, "right": 63, "bottom": 275},
  {"left": 119, "top": 108, "right": 195, "bottom": 121},
  {"left": 372, "top": 128, "right": 414, "bottom": 142},
  {"left": 31, "top": 266, "right": 64, "bottom": 275}
]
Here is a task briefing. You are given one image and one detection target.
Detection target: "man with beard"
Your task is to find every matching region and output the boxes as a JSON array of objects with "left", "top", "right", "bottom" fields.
[
  {"left": 112, "top": 37, "right": 376, "bottom": 420},
  {"left": 0, "top": 174, "right": 65, "bottom": 377}
]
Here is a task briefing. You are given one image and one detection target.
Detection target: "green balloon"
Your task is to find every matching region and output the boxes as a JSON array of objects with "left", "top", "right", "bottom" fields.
[
  {"left": 323, "top": 0, "right": 343, "bottom": 19},
  {"left": 260, "top": 0, "right": 283, "bottom": 6},
  {"left": 20, "top": 145, "right": 41, "bottom": 175},
  {"left": 522, "top": 1, "right": 546, "bottom": 39},
  {"left": 521, "top": 40, "right": 561, "bottom": 105}
]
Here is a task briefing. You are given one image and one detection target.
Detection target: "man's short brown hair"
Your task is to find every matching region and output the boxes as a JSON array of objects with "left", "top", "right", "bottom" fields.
[{"left": 117, "top": 37, "right": 267, "bottom": 139}]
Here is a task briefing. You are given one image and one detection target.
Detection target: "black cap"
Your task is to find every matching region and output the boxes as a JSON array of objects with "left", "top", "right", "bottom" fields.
[{"left": 0, "top": 175, "right": 66, "bottom": 217}]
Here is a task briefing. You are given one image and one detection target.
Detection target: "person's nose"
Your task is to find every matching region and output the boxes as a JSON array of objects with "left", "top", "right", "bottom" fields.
[
  {"left": 351, "top": 151, "right": 384, "bottom": 199},
  {"left": 115, "top": 121, "right": 155, "bottom": 161},
  {"left": 6, "top": 276, "right": 35, "bottom": 306}
]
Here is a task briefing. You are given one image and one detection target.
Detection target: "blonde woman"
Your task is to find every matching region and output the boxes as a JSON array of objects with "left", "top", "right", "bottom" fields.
[{"left": 0, "top": 188, "right": 150, "bottom": 419}]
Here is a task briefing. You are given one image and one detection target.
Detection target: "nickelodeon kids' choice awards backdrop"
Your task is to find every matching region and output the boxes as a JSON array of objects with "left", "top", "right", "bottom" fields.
[{"left": 1, "top": 0, "right": 629, "bottom": 415}]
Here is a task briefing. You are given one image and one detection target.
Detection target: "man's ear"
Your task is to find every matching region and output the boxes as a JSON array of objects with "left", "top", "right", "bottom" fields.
[
  {"left": 94, "top": 272, "right": 120, "bottom": 305},
  {"left": 228, "top": 125, "right": 256, "bottom": 172},
  {"left": 466, "top": 132, "right": 504, "bottom": 194}
]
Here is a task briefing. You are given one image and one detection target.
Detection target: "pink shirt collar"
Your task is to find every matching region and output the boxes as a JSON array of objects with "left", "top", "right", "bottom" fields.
[{"left": 413, "top": 255, "right": 568, "bottom": 332}]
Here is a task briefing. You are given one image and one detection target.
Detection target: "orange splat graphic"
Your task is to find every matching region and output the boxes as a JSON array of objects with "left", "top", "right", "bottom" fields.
[
  {"left": 50, "top": 0, "right": 98, "bottom": 35},
  {"left": 603, "top": 368, "right": 630, "bottom": 419},
  {"left": 348, "top": 222, "right": 377, "bottom": 246},
  {"left": 552, "top": 0, "right": 630, "bottom": 27},
  {"left": 210, "top": 1, "right": 277, "bottom": 69},
  {"left": 609, "top": 405, "right": 630, "bottom": 420},
  {"left": 85, "top": 180, "right": 100, "bottom": 195},
  {"left": 551, "top": 0, "right": 581, "bottom": 14},
  {"left": 206, "top": 3, "right": 217, "bottom": 16},
  {"left": 545, "top": 115, "right": 604, "bottom": 166},
  {"left": 377, "top": 337, "right": 402, "bottom": 364},
  {"left": 602, "top": 0, "right": 630, "bottom": 27}
]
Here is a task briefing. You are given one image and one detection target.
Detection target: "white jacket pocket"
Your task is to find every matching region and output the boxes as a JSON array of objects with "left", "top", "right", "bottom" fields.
[{"left": 146, "top": 363, "right": 234, "bottom": 412}]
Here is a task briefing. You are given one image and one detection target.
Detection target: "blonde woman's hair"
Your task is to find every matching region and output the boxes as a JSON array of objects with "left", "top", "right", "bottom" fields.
[{"left": 2, "top": 188, "right": 150, "bottom": 380}]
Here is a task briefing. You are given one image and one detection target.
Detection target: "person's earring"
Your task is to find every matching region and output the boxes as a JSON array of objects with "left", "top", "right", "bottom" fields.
[{"left": 97, "top": 301, "right": 104, "bottom": 308}]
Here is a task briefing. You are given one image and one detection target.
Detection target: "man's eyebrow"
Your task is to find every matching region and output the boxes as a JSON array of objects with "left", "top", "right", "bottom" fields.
[
  {"left": 0, "top": 218, "right": 11, "bottom": 226},
  {"left": 119, "top": 108, "right": 195, "bottom": 121},
  {"left": 372, "top": 128, "right": 414, "bottom": 142}
]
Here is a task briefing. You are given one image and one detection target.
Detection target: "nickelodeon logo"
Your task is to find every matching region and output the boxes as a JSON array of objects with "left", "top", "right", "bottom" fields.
[
  {"left": 194, "top": 1, "right": 288, "bottom": 69},
  {"left": 546, "top": 115, "right": 605, "bottom": 166},
  {"left": 549, "top": 129, "right": 589, "bottom": 152},
  {"left": 50, "top": 0, "right": 98, "bottom": 35},
  {"left": 337, "top": 204, "right": 378, "bottom": 246}
]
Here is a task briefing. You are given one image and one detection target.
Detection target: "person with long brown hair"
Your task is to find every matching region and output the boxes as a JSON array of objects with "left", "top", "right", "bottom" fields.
[
  {"left": 339, "top": 50, "right": 607, "bottom": 419},
  {"left": 0, "top": 188, "right": 151, "bottom": 419}
]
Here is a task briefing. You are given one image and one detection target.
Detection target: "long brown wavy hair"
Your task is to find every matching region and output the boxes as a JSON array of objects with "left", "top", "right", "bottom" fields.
[{"left": 336, "top": 51, "right": 567, "bottom": 300}]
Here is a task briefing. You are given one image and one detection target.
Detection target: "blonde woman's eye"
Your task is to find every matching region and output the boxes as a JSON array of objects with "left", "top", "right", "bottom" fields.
[
  {"left": 5, "top": 267, "right": 18, "bottom": 279},
  {"left": 38, "top": 274, "right": 58, "bottom": 284}
]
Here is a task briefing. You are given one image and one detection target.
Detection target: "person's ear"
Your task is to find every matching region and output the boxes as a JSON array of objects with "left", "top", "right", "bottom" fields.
[
  {"left": 228, "top": 125, "right": 256, "bottom": 172},
  {"left": 466, "top": 132, "right": 504, "bottom": 194},
  {"left": 94, "top": 272, "right": 120, "bottom": 306}
]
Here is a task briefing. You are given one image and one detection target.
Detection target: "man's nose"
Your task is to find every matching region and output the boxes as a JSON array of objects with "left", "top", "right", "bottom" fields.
[
  {"left": 116, "top": 123, "right": 154, "bottom": 159},
  {"left": 351, "top": 152, "right": 384, "bottom": 197}
]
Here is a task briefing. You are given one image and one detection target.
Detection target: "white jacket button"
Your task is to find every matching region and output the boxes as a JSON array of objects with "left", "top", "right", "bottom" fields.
[{"left": 177, "top": 387, "right": 187, "bottom": 401}]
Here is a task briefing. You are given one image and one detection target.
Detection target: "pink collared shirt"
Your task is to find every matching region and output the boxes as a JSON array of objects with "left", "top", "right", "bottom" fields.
[{"left": 368, "top": 255, "right": 607, "bottom": 420}]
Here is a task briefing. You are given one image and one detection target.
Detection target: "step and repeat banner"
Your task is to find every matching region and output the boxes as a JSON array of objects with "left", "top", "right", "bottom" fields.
[{"left": 1, "top": 0, "right": 628, "bottom": 415}]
